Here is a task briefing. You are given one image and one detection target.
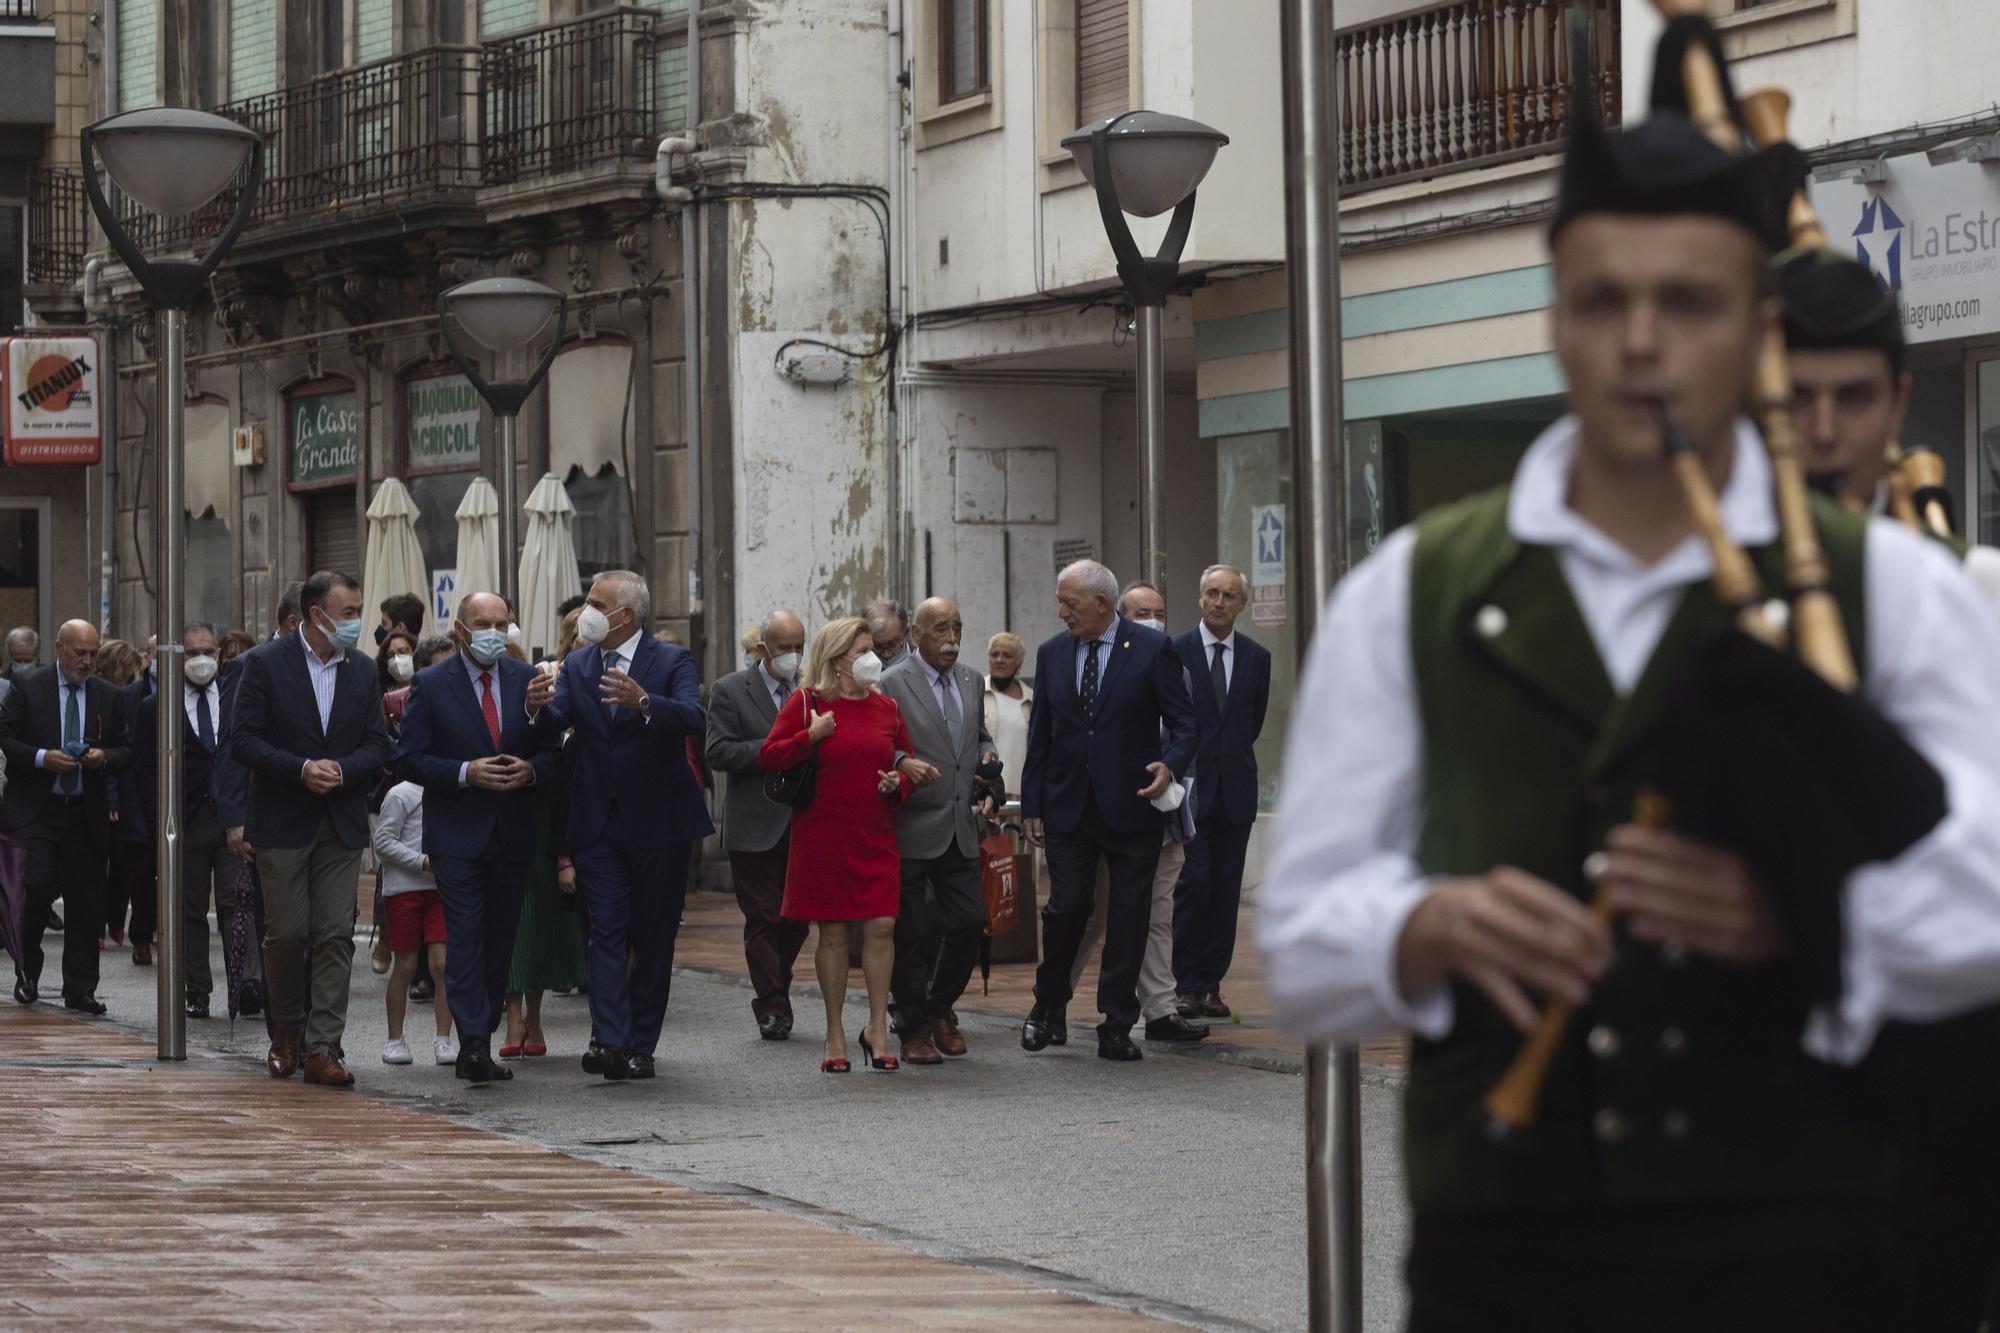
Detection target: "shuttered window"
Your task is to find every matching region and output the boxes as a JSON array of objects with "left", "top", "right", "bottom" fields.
[
  {"left": 1076, "top": 0, "right": 1129, "bottom": 127},
  {"left": 938, "top": 0, "right": 987, "bottom": 104},
  {"left": 639, "top": 0, "right": 692, "bottom": 133},
  {"left": 117, "top": 0, "right": 157, "bottom": 111},
  {"left": 479, "top": 0, "right": 540, "bottom": 38},
  {"left": 307, "top": 490, "right": 361, "bottom": 580},
  {"left": 356, "top": 0, "right": 393, "bottom": 64},
  {"left": 229, "top": 0, "right": 277, "bottom": 100}
]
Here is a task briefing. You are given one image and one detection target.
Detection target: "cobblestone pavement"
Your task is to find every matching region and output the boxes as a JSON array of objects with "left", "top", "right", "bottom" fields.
[{"left": 22, "top": 902, "right": 1415, "bottom": 1330}]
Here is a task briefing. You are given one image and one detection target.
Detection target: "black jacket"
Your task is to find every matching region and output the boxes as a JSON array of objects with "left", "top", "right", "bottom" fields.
[
  {"left": 0, "top": 665, "right": 132, "bottom": 848},
  {"left": 227, "top": 634, "right": 393, "bottom": 851}
]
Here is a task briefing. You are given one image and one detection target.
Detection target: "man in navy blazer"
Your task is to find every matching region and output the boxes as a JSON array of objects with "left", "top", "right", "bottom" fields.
[
  {"left": 1171, "top": 565, "right": 1272, "bottom": 1019},
  {"left": 526, "top": 570, "right": 713, "bottom": 1081},
  {"left": 230, "top": 571, "right": 393, "bottom": 1088},
  {"left": 1020, "top": 559, "right": 1197, "bottom": 1062},
  {"left": 395, "top": 591, "right": 559, "bottom": 1083}
]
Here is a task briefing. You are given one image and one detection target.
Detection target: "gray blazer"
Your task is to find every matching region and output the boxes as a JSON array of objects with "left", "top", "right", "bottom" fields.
[
  {"left": 703, "top": 664, "right": 793, "bottom": 854},
  {"left": 880, "top": 654, "right": 993, "bottom": 861}
]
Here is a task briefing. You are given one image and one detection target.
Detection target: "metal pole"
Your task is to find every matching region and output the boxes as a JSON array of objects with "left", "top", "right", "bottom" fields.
[
  {"left": 1283, "top": 1, "right": 1360, "bottom": 1329},
  {"left": 684, "top": 0, "right": 705, "bottom": 628},
  {"left": 497, "top": 410, "right": 519, "bottom": 610},
  {"left": 154, "top": 306, "right": 187, "bottom": 1062},
  {"left": 1136, "top": 301, "right": 1166, "bottom": 589}
]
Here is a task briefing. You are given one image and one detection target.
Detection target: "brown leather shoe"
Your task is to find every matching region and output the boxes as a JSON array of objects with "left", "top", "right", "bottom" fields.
[
  {"left": 899, "top": 1033, "right": 944, "bottom": 1066},
  {"left": 266, "top": 1030, "right": 302, "bottom": 1079},
  {"left": 301, "top": 1049, "right": 355, "bottom": 1087},
  {"left": 131, "top": 942, "right": 152, "bottom": 966},
  {"left": 931, "top": 1017, "right": 968, "bottom": 1057}
]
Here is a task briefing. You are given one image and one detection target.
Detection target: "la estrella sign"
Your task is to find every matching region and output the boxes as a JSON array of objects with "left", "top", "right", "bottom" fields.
[
  {"left": 289, "top": 386, "right": 358, "bottom": 488},
  {"left": 3, "top": 335, "right": 102, "bottom": 466}
]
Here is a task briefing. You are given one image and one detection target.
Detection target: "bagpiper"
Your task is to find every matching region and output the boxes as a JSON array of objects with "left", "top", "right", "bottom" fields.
[{"left": 1259, "top": 12, "right": 2000, "bottom": 1331}]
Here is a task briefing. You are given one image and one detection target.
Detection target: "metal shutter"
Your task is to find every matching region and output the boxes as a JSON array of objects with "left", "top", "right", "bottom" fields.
[
  {"left": 479, "top": 0, "right": 540, "bottom": 38},
  {"left": 307, "top": 490, "right": 360, "bottom": 581},
  {"left": 118, "top": 0, "right": 158, "bottom": 111},
  {"left": 1076, "top": 0, "right": 1129, "bottom": 127},
  {"left": 355, "top": 0, "right": 393, "bottom": 64}
]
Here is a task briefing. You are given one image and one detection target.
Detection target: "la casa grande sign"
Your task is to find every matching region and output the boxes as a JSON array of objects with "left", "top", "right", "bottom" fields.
[{"left": 2, "top": 335, "right": 101, "bottom": 466}]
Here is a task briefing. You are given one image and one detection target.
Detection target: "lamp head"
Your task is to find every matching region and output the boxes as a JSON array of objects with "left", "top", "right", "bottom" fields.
[
  {"left": 442, "top": 277, "right": 564, "bottom": 353},
  {"left": 89, "top": 108, "right": 259, "bottom": 218},
  {"left": 1061, "top": 111, "right": 1230, "bottom": 218}
]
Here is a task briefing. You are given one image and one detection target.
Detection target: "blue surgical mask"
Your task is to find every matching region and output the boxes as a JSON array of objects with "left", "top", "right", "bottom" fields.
[
  {"left": 465, "top": 627, "right": 510, "bottom": 667},
  {"left": 318, "top": 609, "right": 363, "bottom": 652}
]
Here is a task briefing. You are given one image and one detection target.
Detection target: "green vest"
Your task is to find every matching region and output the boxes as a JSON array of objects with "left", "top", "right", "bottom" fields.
[{"left": 1402, "top": 486, "right": 1893, "bottom": 1214}]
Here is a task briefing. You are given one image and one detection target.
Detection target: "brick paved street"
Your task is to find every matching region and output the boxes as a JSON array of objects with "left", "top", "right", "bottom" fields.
[{"left": 0, "top": 1003, "right": 1172, "bottom": 1330}]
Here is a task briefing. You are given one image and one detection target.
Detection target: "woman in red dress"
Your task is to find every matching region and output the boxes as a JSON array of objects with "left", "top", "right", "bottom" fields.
[{"left": 761, "top": 616, "right": 915, "bottom": 1072}]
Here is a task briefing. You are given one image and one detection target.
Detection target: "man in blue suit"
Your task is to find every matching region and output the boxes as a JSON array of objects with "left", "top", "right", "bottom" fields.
[
  {"left": 525, "top": 569, "right": 712, "bottom": 1081},
  {"left": 1020, "top": 559, "right": 1197, "bottom": 1062},
  {"left": 395, "top": 591, "right": 559, "bottom": 1083},
  {"left": 1171, "top": 565, "right": 1271, "bottom": 1019},
  {"left": 230, "top": 571, "right": 393, "bottom": 1088}
]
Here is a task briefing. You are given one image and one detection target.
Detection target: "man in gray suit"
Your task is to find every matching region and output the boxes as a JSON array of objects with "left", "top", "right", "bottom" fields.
[
  {"left": 880, "top": 597, "right": 999, "bottom": 1064},
  {"left": 704, "top": 609, "right": 810, "bottom": 1041}
]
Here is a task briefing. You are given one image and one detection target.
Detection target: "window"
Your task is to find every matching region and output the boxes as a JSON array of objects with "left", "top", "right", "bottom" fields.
[
  {"left": 319, "top": 0, "right": 345, "bottom": 71},
  {"left": 118, "top": 0, "right": 157, "bottom": 111},
  {"left": 1076, "top": 0, "right": 1128, "bottom": 127},
  {"left": 937, "top": 0, "right": 987, "bottom": 105},
  {"left": 230, "top": 0, "right": 278, "bottom": 100}
]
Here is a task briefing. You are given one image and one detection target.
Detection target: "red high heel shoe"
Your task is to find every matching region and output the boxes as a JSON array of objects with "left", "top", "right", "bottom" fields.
[
  {"left": 820, "top": 1042, "right": 850, "bottom": 1074},
  {"left": 521, "top": 1042, "right": 547, "bottom": 1057},
  {"left": 857, "top": 1029, "right": 898, "bottom": 1072}
]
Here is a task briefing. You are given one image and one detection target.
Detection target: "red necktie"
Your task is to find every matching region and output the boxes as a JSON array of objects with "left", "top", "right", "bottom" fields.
[{"left": 480, "top": 670, "right": 502, "bottom": 750}]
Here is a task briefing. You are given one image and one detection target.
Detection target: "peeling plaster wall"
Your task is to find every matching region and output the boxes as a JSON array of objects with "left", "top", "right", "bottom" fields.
[{"left": 724, "top": 0, "right": 895, "bottom": 632}]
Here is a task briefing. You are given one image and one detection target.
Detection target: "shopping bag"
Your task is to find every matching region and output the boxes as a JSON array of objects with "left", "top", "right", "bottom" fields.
[{"left": 980, "top": 831, "right": 1019, "bottom": 937}]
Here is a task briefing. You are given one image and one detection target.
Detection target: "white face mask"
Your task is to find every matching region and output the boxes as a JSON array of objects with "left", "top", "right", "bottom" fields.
[
  {"left": 743, "top": 653, "right": 759, "bottom": 670},
  {"left": 768, "top": 651, "right": 802, "bottom": 680},
  {"left": 387, "top": 653, "right": 415, "bottom": 682},
  {"left": 1128, "top": 613, "right": 1165, "bottom": 630},
  {"left": 576, "top": 605, "right": 612, "bottom": 645},
  {"left": 850, "top": 651, "right": 884, "bottom": 686},
  {"left": 184, "top": 654, "right": 218, "bottom": 687}
]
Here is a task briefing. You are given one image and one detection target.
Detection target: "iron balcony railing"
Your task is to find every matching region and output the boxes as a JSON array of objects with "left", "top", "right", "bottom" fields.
[
  {"left": 101, "top": 7, "right": 677, "bottom": 256},
  {"left": 28, "top": 166, "right": 84, "bottom": 284},
  {"left": 1337, "top": 0, "right": 1620, "bottom": 193}
]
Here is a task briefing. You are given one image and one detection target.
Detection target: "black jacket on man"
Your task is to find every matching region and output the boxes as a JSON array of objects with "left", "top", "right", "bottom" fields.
[
  {"left": 0, "top": 664, "right": 131, "bottom": 849},
  {"left": 227, "top": 633, "right": 392, "bottom": 851}
]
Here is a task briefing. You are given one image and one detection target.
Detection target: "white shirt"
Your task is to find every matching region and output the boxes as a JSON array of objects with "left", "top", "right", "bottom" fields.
[
  {"left": 1198, "top": 622, "right": 1236, "bottom": 693},
  {"left": 182, "top": 679, "right": 221, "bottom": 741},
  {"left": 1257, "top": 415, "right": 2000, "bottom": 1064},
  {"left": 299, "top": 629, "right": 344, "bottom": 733}
]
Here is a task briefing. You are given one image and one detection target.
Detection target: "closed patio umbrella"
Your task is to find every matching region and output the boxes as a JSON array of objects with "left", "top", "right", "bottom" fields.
[
  {"left": 363, "top": 478, "right": 429, "bottom": 650},
  {"left": 518, "top": 473, "right": 581, "bottom": 662},
  {"left": 452, "top": 475, "right": 502, "bottom": 613}
]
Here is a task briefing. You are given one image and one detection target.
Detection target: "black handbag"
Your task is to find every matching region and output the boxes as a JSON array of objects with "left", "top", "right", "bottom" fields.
[{"left": 763, "top": 691, "right": 822, "bottom": 809}]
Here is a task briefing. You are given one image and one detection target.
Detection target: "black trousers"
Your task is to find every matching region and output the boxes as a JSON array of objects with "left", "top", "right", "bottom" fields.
[
  {"left": 890, "top": 843, "right": 984, "bottom": 1036},
  {"left": 19, "top": 800, "right": 105, "bottom": 1001},
  {"left": 1406, "top": 1203, "right": 1901, "bottom": 1333},
  {"left": 1172, "top": 812, "right": 1253, "bottom": 994},
  {"left": 104, "top": 836, "right": 156, "bottom": 944},
  {"left": 181, "top": 800, "right": 261, "bottom": 1004},
  {"left": 1033, "top": 800, "right": 1161, "bottom": 1033},
  {"left": 730, "top": 838, "right": 807, "bottom": 1021}
]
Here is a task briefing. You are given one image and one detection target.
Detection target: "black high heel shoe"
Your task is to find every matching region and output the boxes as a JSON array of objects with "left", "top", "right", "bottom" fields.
[
  {"left": 857, "top": 1029, "right": 899, "bottom": 1072},
  {"left": 820, "top": 1041, "right": 850, "bottom": 1073}
]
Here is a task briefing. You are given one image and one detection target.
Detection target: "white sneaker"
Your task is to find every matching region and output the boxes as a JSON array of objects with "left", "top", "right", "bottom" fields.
[
  {"left": 434, "top": 1035, "right": 459, "bottom": 1065},
  {"left": 382, "top": 1037, "right": 412, "bottom": 1065}
]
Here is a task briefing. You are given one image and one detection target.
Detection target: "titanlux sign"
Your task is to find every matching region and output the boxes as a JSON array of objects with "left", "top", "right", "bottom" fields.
[{"left": 3, "top": 335, "right": 102, "bottom": 466}]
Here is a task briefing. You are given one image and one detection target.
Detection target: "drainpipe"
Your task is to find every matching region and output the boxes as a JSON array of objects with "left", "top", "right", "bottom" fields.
[
  {"left": 886, "top": 0, "right": 908, "bottom": 604},
  {"left": 683, "top": 2, "right": 703, "bottom": 632},
  {"left": 85, "top": 259, "right": 115, "bottom": 634}
]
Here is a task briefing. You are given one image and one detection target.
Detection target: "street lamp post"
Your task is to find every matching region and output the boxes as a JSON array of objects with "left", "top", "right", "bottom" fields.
[
  {"left": 438, "top": 278, "right": 567, "bottom": 612},
  {"left": 1062, "top": 111, "right": 1228, "bottom": 593},
  {"left": 79, "top": 108, "right": 263, "bottom": 1062}
]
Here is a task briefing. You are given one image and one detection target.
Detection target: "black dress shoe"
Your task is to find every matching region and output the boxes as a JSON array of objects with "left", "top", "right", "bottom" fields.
[
  {"left": 581, "top": 1041, "right": 618, "bottom": 1075},
  {"left": 1175, "top": 992, "right": 1206, "bottom": 1020},
  {"left": 185, "top": 997, "right": 210, "bottom": 1020},
  {"left": 1097, "top": 1028, "right": 1143, "bottom": 1062},
  {"left": 456, "top": 1039, "right": 514, "bottom": 1084},
  {"left": 598, "top": 1047, "right": 632, "bottom": 1081},
  {"left": 64, "top": 995, "right": 108, "bottom": 1016},
  {"left": 1021, "top": 1005, "right": 1059, "bottom": 1051},
  {"left": 409, "top": 978, "right": 435, "bottom": 1003},
  {"left": 1144, "top": 1013, "right": 1210, "bottom": 1042},
  {"left": 627, "top": 1053, "right": 656, "bottom": 1079},
  {"left": 12, "top": 974, "right": 36, "bottom": 1005},
  {"left": 237, "top": 981, "right": 264, "bottom": 1016},
  {"left": 757, "top": 1013, "right": 790, "bottom": 1042}
]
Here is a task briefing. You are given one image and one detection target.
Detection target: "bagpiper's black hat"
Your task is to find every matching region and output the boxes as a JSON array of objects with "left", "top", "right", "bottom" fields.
[
  {"left": 1551, "top": 13, "right": 1807, "bottom": 252},
  {"left": 1776, "top": 249, "right": 1904, "bottom": 366}
]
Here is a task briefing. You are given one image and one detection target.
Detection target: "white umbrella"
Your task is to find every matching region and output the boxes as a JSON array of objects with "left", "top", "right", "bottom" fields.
[
  {"left": 362, "top": 478, "right": 428, "bottom": 657},
  {"left": 452, "top": 475, "right": 502, "bottom": 624},
  {"left": 518, "top": 473, "right": 581, "bottom": 662}
]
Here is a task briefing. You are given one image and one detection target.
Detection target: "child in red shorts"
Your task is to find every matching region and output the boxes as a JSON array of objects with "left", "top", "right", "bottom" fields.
[{"left": 372, "top": 780, "right": 453, "bottom": 1065}]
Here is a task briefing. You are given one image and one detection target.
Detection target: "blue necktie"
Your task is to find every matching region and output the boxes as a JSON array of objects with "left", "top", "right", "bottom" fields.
[
  {"left": 60, "top": 684, "right": 80, "bottom": 795},
  {"left": 1080, "top": 640, "right": 1101, "bottom": 712}
]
